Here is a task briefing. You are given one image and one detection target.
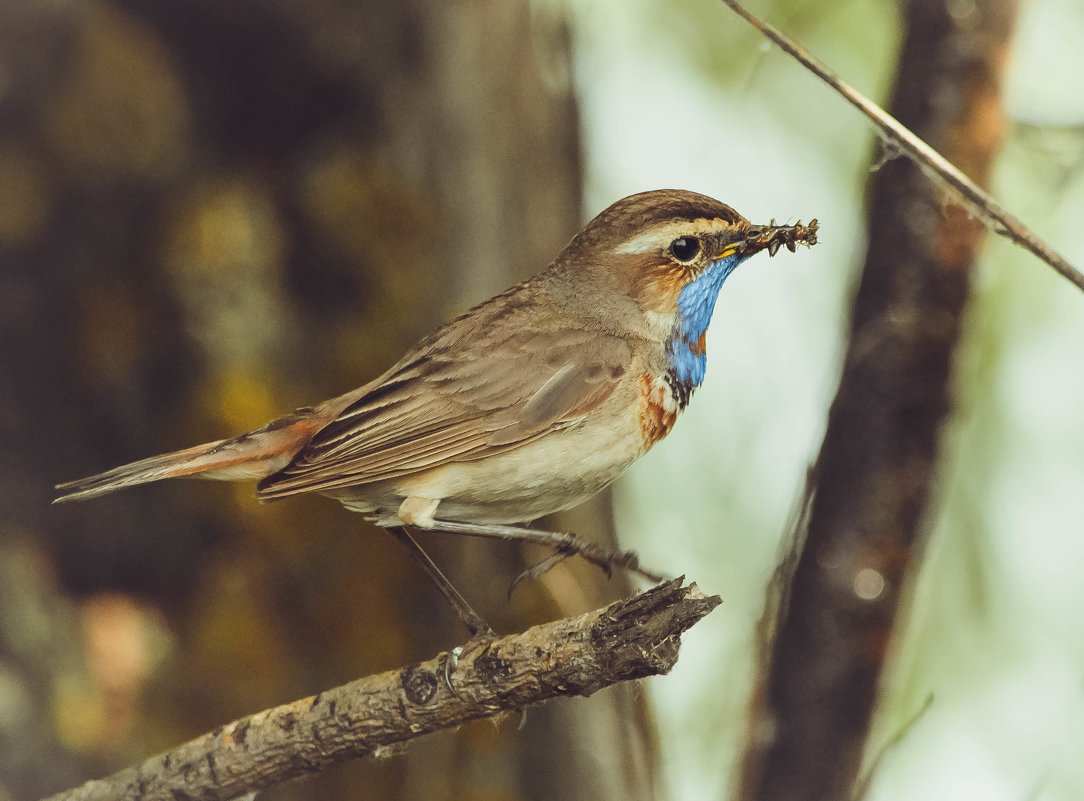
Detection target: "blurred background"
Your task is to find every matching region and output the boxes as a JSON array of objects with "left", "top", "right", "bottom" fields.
[{"left": 2, "top": 0, "right": 1083, "bottom": 799}]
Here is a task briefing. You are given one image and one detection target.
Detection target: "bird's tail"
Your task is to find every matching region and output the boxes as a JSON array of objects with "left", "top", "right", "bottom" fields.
[{"left": 54, "top": 417, "right": 319, "bottom": 503}]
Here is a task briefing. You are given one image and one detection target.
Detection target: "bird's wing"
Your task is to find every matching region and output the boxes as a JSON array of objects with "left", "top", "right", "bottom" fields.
[{"left": 256, "top": 320, "right": 632, "bottom": 499}]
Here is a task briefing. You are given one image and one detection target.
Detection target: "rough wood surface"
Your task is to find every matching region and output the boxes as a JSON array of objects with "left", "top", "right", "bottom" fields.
[
  {"left": 43, "top": 579, "right": 719, "bottom": 801},
  {"left": 737, "top": 1, "right": 1020, "bottom": 800}
]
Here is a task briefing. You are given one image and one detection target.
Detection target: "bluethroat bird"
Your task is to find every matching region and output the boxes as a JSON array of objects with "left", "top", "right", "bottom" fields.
[{"left": 56, "top": 190, "right": 817, "bottom": 635}]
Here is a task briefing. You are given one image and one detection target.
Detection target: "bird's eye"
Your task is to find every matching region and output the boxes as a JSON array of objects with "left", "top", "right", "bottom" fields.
[{"left": 669, "top": 237, "right": 701, "bottom": 263}]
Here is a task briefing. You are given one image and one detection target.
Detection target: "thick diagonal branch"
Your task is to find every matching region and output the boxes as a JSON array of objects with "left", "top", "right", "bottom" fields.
[
  {"left": 44, "top": 579, "right": 719, "bottom": 801},
  {"left": 738, "top": 1, "right": 1020, "bottom": 800}
]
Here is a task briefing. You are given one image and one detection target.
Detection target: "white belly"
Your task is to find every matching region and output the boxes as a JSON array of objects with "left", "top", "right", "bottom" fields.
[{"left": 336, "top": 414, "right": 645, "bottom": 526}]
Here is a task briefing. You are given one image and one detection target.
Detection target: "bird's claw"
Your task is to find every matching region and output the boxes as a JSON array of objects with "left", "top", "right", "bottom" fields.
[
  {"left": 441, "top": 626, "right": 500, "bottom": 696},
  {"left": 508, "top": 550, "right": 574, "bottom": 596},
  {"left": 441, "top": 646, "right": 464, "bottom": 695},
  {"left": 509, "top": 536, "right": 665, "bottom": 594}
]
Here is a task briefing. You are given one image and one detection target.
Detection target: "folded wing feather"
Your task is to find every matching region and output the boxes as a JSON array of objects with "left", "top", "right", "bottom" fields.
[{"left": 256, "top": 328, "right": 631, "bottom": 499}]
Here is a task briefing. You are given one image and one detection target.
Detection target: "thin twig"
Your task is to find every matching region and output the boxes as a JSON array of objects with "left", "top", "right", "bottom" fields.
[
  {"left": 719, "top": 0, "right": 1084, "bottom": 294},
  {"left": 42, "top": 578, "right": 720, "bottom": 801}
]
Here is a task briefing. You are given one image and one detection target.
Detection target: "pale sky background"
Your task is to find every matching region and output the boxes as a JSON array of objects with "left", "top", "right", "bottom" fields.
[{"left": 565, "top": 0, "right": 1084, "bottom": 799}]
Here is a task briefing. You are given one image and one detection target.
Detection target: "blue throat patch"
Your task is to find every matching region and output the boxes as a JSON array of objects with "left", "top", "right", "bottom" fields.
[{"left": 666, "top": 254, "right": 744, "bottom": 389}]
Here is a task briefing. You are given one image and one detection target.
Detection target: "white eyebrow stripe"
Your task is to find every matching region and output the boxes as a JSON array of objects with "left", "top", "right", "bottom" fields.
[{"left": 615, "top": 218, "right": 737, "bottom": 255}]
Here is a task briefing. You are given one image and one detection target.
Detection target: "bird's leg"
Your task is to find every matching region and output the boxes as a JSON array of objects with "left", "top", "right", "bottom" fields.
[
  {"left": 385, "top": 526, "right": 496, "bottom": 639},
  {"left": 423, "top": 520, "right": 666, "bottom": 585},
  {"left": 508, "top": 551, "right": 572, "bottom": 596}
]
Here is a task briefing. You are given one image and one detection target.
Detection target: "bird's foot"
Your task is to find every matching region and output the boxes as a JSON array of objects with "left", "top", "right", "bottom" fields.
[{"left": 426, "top": 520, "right": 667, "bottom": 589}]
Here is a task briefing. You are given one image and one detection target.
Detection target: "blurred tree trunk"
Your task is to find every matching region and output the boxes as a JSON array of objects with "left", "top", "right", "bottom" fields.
[
  {"left": 737, "top": 1, "right": 1019, "bottom": 800},
  {"left": 1, "top": 1, "right": 654, "bottom": 799}
]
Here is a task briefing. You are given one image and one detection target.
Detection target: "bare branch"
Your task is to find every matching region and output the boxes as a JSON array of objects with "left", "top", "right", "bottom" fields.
[
  {"left": 43, "top": 579, "right": 719, "bottom": 801},
  {"left": 719, "top": 0, "right": 1084, "bottom": 295}
]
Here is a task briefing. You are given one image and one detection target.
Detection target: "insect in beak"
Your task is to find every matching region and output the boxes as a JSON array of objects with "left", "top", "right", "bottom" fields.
[{"left": 738, "top": 218, "right": 820, "bottom": 258}]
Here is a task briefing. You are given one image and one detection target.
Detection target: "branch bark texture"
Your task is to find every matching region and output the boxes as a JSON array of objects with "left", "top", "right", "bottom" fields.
[
  {"left": 740, "top": 1, "right": 1019, "bottom": 800},
  {"left": 44, "top": 579, "right": 719, "bottom": 801}
]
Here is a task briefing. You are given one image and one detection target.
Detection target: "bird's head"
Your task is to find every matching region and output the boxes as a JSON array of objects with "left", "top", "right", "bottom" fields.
[{"left": 555, "top": 189, "right": 817, "bottom": 390}]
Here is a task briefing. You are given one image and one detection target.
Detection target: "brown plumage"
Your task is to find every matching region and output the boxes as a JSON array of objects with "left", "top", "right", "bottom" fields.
[{"left": 56, "top": 190, "right": 817, "bottom": 580}]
